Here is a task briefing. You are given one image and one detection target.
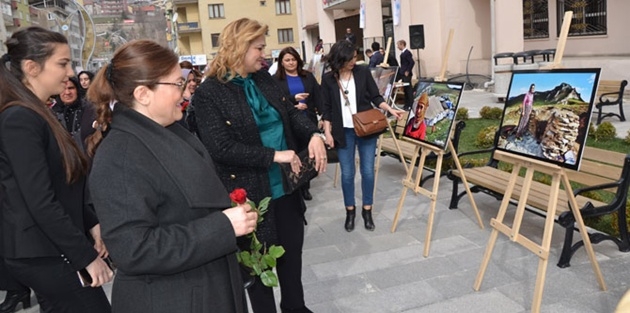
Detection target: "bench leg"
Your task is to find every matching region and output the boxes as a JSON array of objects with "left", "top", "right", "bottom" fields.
[
  {"left": 557, "top": 223, "right": 575, "bottom": 268},
  {"left": 597, "top": 104, "right": 604, "bottom": 125},
  {"left": 617, "top": 203, "right": 630, "bottom": 252},
  {"left": 619, "top": 102, "right": 626, "bottom": 122},
  {"left": 448, "top": 176, "right": 461, "bottom": 209}
]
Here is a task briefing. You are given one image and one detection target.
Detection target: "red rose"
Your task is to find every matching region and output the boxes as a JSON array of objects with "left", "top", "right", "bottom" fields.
[{"left": 230, "top": 188, "right": 248, "bottom": 205}]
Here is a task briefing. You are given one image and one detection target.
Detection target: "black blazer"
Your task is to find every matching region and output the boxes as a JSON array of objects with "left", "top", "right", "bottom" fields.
[
  {"left": 320, "top": 65, "right": 386, "bottom": 148},
  {"left": 399, "top": 49, "right": 415, "bottom": 77},
  {"left": 272, "top": 71, "right": 322, "bottom": 124},
  {"left": 193, "top": 70, "right": 320, "bottom": 243},
  {"left": 0, "top": 106, "right": 98, "bottom": 270},
  {"left": 89, "top": 107, "right": 245, "bottom": 312}
]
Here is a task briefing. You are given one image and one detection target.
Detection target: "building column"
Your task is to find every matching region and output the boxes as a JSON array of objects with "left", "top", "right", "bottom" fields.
[
  {"left": 316, "top": 0, "right": 335, "bottom": 46},
  {"left": 362, "top": 0, "right": 383, "bottom": 47},
  {"left": 494, "top": 0, "right": 523, "bottom": 54}
]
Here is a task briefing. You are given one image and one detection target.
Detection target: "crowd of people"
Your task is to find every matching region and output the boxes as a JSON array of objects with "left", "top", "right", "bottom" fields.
[{"left": 0, "top": 19, "right": 412, "bottom": 313}]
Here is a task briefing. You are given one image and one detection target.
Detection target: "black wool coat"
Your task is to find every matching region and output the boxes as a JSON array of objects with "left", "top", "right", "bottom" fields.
[
  {"left": 89, "top": 107, "right": 245, "bottom": 313},
  {"left": 193, "top": 70, "right": 320, "bottom": 244}
]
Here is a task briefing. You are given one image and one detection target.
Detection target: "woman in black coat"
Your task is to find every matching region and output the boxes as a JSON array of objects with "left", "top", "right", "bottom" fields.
[
  {"left": 0, "top": 27, "right": 112, "bottom": 313},
  {"left": 194, "top": 18, "right": 327, "bottom": 313},
  {"left": 87, "top": 40, "right": 258, "bottom": 313},
  {"left": 272, "top": 47, "right": 323, "bottom": 201},
  {"left": 320, "top": 40, "right": 403, "bottom": 233}
]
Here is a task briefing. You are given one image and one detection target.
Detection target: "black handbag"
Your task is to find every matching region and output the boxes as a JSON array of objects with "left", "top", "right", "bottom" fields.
[{"left": 279, "top": 149, "right": 318, "bottom": 194}]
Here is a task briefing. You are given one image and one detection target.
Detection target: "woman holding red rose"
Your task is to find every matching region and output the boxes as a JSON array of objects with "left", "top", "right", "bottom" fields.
[
  {"left": 87, "top": 40, "right": 258, "bottom": 312},
  {"left": 194, "top": 18, "right": 327, "bottom": 313}
]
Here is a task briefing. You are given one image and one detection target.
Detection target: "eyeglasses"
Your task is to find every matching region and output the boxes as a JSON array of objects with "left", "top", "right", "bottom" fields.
[{"left": 155, "top": 81, "right": 186, "bottom": 93}]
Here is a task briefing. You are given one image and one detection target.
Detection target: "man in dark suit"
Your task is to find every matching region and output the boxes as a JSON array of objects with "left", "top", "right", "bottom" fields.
[
  {"left": 345, "top": 28, "right": 356, "bottom": 45},
  {"left": 368, "top": 42, "right": 383, "bottom": 68},
  {"left": 397, "top": 40, "right": 415, "bottom": 110}
]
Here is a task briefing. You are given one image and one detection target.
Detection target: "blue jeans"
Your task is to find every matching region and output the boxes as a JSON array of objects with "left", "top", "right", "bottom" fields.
[{"left": 337, "top": 128, "right": 377, "bottom": 207}]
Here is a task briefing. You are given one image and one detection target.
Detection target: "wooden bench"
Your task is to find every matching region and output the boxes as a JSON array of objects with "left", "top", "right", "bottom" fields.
[
  {"left": 378, "top": 111, "right": 465, "bottom": 186},
  {"left": 595, "top": 80, "right": 627, "bottom": 125},
  {"left": 447, "top": 144, "right": 630, "bottom": 268}
]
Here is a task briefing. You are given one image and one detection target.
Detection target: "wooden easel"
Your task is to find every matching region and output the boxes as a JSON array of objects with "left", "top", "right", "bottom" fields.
[
  {"left": 389, "top": 28, "right": 483, "bottom": 258},
  {"left": 540, "top": 11, "right": 573, "bottom": 70},
  {"left": 473, "top": 151, "right": 606, "bottom": 313},
  {"left": 390, "top": 138, "right": 483, "bottom": 257}
]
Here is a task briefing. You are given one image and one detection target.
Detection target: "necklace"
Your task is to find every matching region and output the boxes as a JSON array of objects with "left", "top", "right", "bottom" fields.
[{"left": 340, "top": 73, "right": 352, "bottom": 95}]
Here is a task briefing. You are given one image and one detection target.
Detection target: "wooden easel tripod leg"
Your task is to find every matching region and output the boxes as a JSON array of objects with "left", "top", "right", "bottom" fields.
[
  {"left": 447, "top": 141, "right": 484, "bottom": 229},
  {"left": 391, "top": 145, "right": 421, "bottom": 232},
  {"left": 474, "top": 164, "right": 522, "bottom": 291},
  {"left": 423, "top": 150, "right": 442, "bottom": 257}
]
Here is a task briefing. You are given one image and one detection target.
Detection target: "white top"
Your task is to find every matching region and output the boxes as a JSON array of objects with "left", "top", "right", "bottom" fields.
[{"left": 339, "top": 76, "right": 357, "bottom": 128}]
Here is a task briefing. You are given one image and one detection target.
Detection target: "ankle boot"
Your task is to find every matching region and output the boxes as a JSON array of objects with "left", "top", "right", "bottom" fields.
[
  {"left": 362, "top": 208, "right": 375, "bottom": 231},
  {"left": 0, "top": 290, "right": 31, "bottom": 313},
  {"left": 344, "top": 207, "right": 355, "bottom": 232}
]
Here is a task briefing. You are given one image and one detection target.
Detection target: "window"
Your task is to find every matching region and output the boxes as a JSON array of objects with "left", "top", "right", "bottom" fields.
[
  {"left": 211, "top": 33, "right": 220, "bottom": 47},
  {"left": 557, "top": 0, "right": 607, "bottom": 36},
  {"left": 208, "top": 3, "right": 224, "bottom": 19},
  {"left": 260, "top": 0, "right": 266, "bottom": 6},
  {"left": 277, "top": 28, "right": 293, "bottom": 43},
  {"left": 275, "top": 0, "right": 290, "bottom": 15},
  {"left": 523, "top": 0, "right": 549, "bottom": 39}
]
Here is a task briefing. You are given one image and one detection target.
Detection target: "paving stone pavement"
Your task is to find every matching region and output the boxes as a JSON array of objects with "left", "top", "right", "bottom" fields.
[{"left": 2, "top": 89, "right": 629, "bottom": 312}]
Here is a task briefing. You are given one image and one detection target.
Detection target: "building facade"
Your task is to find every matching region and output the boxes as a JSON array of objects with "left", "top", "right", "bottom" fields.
[
  {"left": 175, "top": 0, "right": 300, "bottom": 68},
  {"left": 299, "top": 0, "right": 629, "bottom": 81}
]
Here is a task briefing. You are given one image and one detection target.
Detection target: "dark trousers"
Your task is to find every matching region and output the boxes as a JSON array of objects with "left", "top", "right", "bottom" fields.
[
  {"left": 0, "top": 258, "right": 28, "bottom": 292},
  {"left": 247, "top": 192, "right": 306, "bottom": 313},
  {"left": 5, "top": 257, "right": 111, "bottom": 313},
  {"left": 401, "top": 75, "right": 414, "bottom": 109}
]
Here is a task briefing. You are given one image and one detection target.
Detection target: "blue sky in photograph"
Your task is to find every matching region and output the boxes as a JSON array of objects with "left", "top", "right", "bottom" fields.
[{"left": 507, "top": 71, "right": 599, "bottom": 101}]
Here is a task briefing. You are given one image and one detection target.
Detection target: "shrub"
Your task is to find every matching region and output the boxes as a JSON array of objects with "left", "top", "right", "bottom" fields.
[
  {"left": 594, "top": 122, "right": 616, "bottom": 141},
  {"left": 588, "top": 122, "right": 596, "bottom": 136},
  {"left": 625, "top": 130, "right": 630, "bottom": 145},
  {"left": 479, "top": 106, "right": 503, "bottom": 120},
  {"left": 456, "top": 107, "right": 469, "bottom": 120},
  {"left": 475, "top": 125, "right": 498, "bottom": 148}
]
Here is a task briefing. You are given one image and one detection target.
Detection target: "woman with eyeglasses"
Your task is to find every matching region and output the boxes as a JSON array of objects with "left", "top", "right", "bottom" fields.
[
  {"left": 194, "top": 18, "right": 327, "bottom": 313},
  {"left": 320, "top": 40, "right": 403, "bottom": 232},
  {"left": 86, "top": 40, "right": 258, "bottom": 312}
]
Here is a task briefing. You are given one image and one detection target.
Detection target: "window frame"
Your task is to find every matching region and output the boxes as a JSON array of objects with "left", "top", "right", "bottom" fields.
[
  {"left": 208, "top": 3, "right": 225, "bottom": 19},
  {"left": 523, "top": 0, "right": 549, "bottom": 39},
  {"left": 275, "top": 0, "right": 291, "bottom": 15},
  {"left": 277, "top": 28, "right": 294, "bottom": 44},
  {"left": 557, "top": 0, "right": 607, "bottom": 37}
]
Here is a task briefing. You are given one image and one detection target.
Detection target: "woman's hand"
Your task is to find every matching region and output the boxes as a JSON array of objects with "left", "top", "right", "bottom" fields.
[
  {"left": 223, "top": 203, "right": 258, "bottom": 237},
  {"left": 294, "top": 103, "right": 308, "bottom": 111},
  {"left": 274, "top": 150, "right": 302, "bottom": 173},
  {"left": 294, "top": 93, "right": 309, "bottom": 102},
  {"left": 308, "top": 135, "right": 328, "bottom": 173},
  {"left": 89, "top": 224, "right": 108, "bottom": 258},
  {"left": 86, "top": 257, "right": 114, "bottom": 287},
  {"left": 387, "top": 107, "right": 405, "bottom": 120}
]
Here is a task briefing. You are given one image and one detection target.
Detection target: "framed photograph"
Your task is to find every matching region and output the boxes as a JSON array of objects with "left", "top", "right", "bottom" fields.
[
  {"left": 402, "top": 81, "right": 464, "bottom": 150},
  {"left": 369, "top": 66, "right": 398, "bottom": 104},
  {"left": 495, "top": 68, "right": 601, "bottom": 170}
]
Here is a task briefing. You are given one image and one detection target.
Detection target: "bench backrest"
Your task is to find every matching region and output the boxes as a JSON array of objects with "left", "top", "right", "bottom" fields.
[
  {"left": 565, "top": 146, "right": 627, "bottom": 189},
  {"left": 596, "top": 80, "right": 628, "bottom": 98}
]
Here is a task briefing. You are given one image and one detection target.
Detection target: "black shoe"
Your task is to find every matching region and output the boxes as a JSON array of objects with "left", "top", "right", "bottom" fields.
[
  {"left": 362, "top": 208, "right": 375, "bottom": 231},
  {"left": 302, "top": 188, "right": 312, "bottom": 201},
  {"left": 0, "top": 290, "right": 31, "bottom": 313},
  {"left": 344, "top": 207, "right": 356, "bottom": 232}
]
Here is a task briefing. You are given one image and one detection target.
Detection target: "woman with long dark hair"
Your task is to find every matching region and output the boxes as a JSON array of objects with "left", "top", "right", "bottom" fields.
[
  {"left": 272, "top": 47, "right": 322, "bottom": 201},
  {"left": 0, "top": 26, "right": 112, "bottom": 312},
  {"left": 320, "top": 40, "right": 403, "bottom": 232}
]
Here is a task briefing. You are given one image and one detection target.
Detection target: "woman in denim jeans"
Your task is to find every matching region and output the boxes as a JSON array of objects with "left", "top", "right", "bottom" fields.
[{"left": 320, "top": 40, "right": 403, "bottom": 232}]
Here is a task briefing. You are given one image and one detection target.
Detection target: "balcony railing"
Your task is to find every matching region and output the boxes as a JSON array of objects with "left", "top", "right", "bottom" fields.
[
  {"left": 177, "top": 22, "right": 200, "bottom": 33},
  {"left": 173, "top": 0, "right": 198, "bottom": 4}
]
